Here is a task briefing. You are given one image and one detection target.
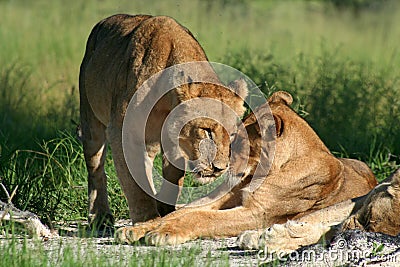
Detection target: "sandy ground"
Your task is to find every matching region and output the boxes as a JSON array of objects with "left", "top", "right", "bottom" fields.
[{"left": 0, "top": 220, "right": 260, "bottom": 266}]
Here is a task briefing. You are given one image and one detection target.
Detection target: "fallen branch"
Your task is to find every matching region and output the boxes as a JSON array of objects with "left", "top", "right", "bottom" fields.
[{"left": 0, "top": 182, "right": 57, "bottom": 238}]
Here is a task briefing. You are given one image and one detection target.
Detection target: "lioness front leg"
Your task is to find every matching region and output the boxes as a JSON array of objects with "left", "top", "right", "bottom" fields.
[
  {"left": 144, "top": 207, "right": 264, "bottom": 246},
  {"left": 156, "top": 157, "right": 185, "bottom": 216},
  {"left": 115, "top": 185, "right": 245, "bottom": 244},
  {"left": 107, "top": 126, "right": 160, "bottom": 224}
]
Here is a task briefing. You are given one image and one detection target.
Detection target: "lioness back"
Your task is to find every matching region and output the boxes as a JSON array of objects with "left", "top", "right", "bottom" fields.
[
  {"left": 80, "top": 14, "right": 210, "bottom": 126},
  {"left": 336, "top": 158, "right": 377, "bottom": 201}
]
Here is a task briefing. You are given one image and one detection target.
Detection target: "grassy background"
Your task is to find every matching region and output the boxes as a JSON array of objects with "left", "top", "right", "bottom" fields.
[{"left": 1, "top": 0, "right": 399, "bottom": 224}]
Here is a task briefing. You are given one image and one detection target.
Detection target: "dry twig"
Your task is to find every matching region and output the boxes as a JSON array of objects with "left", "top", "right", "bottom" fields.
[{"left": 0, "top": 181, "right": 57, "bottom": 238}]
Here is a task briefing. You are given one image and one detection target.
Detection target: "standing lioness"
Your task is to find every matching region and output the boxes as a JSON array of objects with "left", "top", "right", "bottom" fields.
[{"left": 79, "top": 14, "right": 247, "bottom": 227}]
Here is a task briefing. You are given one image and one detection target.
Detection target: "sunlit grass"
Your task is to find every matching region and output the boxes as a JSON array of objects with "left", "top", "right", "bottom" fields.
[
  {"left": 1, "top": 0, "right": 400, "bottom": 89},
  {"left": 0, "top": 230, "right": 229, "bottom": 267}
]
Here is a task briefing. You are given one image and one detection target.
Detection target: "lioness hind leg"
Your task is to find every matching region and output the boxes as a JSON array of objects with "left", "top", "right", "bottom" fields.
[{"left": 80, "top": 103, "right": 114, "bottom": 230}]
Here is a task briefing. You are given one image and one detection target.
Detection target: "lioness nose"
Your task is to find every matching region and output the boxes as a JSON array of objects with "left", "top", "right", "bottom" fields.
[{"left": 199, "top": 138, "right": 217, "bottom": 163}]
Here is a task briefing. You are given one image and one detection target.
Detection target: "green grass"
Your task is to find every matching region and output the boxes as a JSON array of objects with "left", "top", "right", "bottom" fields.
[
  {"left": 1, "top": 0, "right": 400, "bottom": 154},
  {"left": 0, "top": 1, "right": 400, "bottom": 263},
  {"left": 224, "top": 47, "right": 400, "bottom": 156},
  {"left": 0, "top": 131, "right": 129, "bottom": 222},
  {"left": 0, "top": 232, "right": 230, "bottom": 267}
]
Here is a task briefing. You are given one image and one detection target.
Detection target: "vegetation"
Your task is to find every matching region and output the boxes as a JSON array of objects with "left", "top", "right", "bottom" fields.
[
  {"left": 0, "top": 0, "right": 399, "bottom": 264},
  {"left": 0, "top": 234, "right": 230, "bottom": 266}
]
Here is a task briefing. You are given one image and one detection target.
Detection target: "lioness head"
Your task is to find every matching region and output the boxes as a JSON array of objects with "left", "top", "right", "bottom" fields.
[
  {"left": 342, "top": 168, "right": 400, "bottom": 236},
  {"left": 176, "top": 78, "right": 248, "bottom": 184},
  {"left": 229, "top": 91, "right": 293, "bottom": 179}
]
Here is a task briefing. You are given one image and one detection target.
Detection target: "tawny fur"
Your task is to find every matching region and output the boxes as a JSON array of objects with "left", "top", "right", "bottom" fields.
[
  {"left": 79, "top": 14, "right": 247, "bottom": 226},
  {"left": 238, "top": 169, "right": 399, "bottom": 252},
  {"left": 342, "top": 168, "right": 400, "bottom": 236},
  {"left": 115, "top": 91, "right": 377, "bottom": 245}
]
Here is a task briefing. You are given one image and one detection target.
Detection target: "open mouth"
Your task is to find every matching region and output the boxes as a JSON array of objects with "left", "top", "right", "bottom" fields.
[
  {"left": 189, "top": 162, "right": 228, "bottom": 185},
  {"left": 193, "top": 172, "right": 218, "bottom": 184}
]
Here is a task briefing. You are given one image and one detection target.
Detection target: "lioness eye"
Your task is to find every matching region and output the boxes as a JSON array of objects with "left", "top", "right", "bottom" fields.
[
  {"left": 230, "top": 133, "right": 236, "bottom": 142},
  {"left": 204, "top": 128, "right": 213, "bottom": 140}
]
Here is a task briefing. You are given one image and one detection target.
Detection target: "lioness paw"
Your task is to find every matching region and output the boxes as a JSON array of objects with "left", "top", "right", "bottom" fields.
[
  {"left": 145, "top": 227, "right": 191, "bottom": 246},
  {"left": 341, "top": 215, "right": 365, "bottom": 231},
  {"left": 261, "top": 221, "right": 329, "bottom": 253},
  {"left": 115, "top": 226, "right": 148, "bottom": 244},
  {"left": 237, "top": 230, "right": 263, "bottom": 250}
]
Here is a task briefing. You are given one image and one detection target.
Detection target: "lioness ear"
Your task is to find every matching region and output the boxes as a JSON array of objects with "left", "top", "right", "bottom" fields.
[
  {"left": 268, "top": 91, "right": 293, "bottom": 106},
  {"left": 273, "top": 114, "right": 284, "bottom": 137},
  {"left": 229, "top": 78, "right": 248, "bottom": 100},
  {"left": 390, "top": 169, "right": 400, "bottom": 189},
  {"left": 173, "top": 70, "right": 195, "bottom": 100}
]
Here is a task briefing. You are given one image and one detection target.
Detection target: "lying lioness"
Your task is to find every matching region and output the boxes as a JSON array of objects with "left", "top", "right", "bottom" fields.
[
  {"left": 238, "top": 168, "right": 400, "bottom": 252},
  {"left": 115, "top": 91, "right": 377, "bottom": 245}
]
